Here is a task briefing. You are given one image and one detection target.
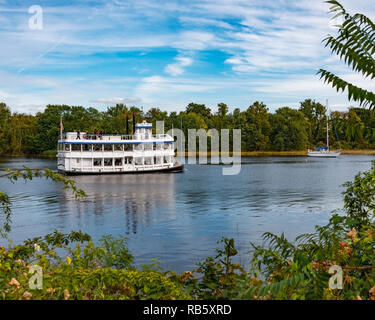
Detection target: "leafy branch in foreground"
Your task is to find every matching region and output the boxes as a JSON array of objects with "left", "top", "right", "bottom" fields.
[
  {"left": 318, "top": 0, "right": 375, "bottom": 108},
  {"left": 0, "top": 167, "right": 86, "bottom": 238}
]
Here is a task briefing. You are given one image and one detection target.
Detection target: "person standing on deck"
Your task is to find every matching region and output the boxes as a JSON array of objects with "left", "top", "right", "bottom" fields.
[{"left": 77, "top": 129, "right": 81, "bottom": 139}]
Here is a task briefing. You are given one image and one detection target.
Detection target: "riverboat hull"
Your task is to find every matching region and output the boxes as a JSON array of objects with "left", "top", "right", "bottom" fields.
[{"left": 58, "top": 162, "right": 184, "bottom": 175}]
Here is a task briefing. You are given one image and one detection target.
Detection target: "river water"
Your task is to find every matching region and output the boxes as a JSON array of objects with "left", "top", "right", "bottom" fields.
[{"left": 0, "top": 155, "right": 373, "bottom": 272}]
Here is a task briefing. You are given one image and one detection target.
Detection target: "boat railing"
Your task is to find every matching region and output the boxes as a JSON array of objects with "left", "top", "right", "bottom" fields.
[{"left": 61, "top": 133, "right": 170, "bottom": 141}]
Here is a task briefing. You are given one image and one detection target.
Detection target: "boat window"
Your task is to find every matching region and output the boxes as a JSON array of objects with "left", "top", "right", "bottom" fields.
[
  {"left": 104, "top": 158, "right": 112, "bottom": 166},
  {"left": 124, "top": 144, "right": 133, "bottom": 151},
  {"left": 82, "top": 144, "right": 90, "bottom": 152},
  {"left": 64, "top": 144, "right": 71, "bottom": 151},
  {"left": 163, "top": 143, "right": 170, "bottom": 150},
  {"left": 93, "top": 159, "right": 102, "bottom": 166},
  {"left": 93, "top": 144, "right": 102, "bottom": 152},
  {"left": 144, "top": 157, "right": 152, "bottom": 165},
  {"left": 114, "top": 144, "right": 123, "bottom": 151},
  {"left": 164, "top": 156, "right": 169, "bottom": 163},
  {"left": 124, "top": 156, "right": 133, "bottom": 164},
  {"left": 104, "top": 144, "right": 113, "bottom": 152},
  {"left": 134, "top": 144, "right": 143, "bottom": 151},
  {"left": 156, "top": 143, "right": 162, "bottom": 150},
  {"left": 72, "top": 144, "right": 81, "bottom": 151},
  {"left": 114, "top": 158, "right": 122, "bottom": 166},
  {"left": 144, "top": 144, "right": 152, "bottom": 151},
  {"left": 135, "top": 157, "right": 143, "bottom": 165}
]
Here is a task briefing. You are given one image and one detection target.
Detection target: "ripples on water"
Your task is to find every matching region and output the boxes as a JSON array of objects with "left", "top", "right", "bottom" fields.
[{"left": 0, "top": 155, "right": 373, "bottom": 272}]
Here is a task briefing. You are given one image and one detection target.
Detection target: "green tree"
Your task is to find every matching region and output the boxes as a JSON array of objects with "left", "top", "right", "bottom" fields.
[
  {"left": 0, "top": 103, "right": 12, "bottom": 154},
  {"left": 244, "top": 101, "right": 271, "bottom": 151},
  {"left": 186, "top": 103, "right": 211, "bottom": 119},
  {"left": 144, "top": 107, "right": 168, "bottom": 133},
  {"left": 9, "top": 113, "right": 37, "bottom": 155},
  {"left": 270, "top": 107, "right": 308, "bottom": 151},
  {"left": 35, "top": 105, "right": 70, "bottom": 153},
  {"left": 299, "top": 99, "right": 327, "bottom": 147},
  {"left": 217, "top": 103, "right": 228, "bottom": 118},
  {"left": 351, "top": 108, "right": 375, "bottom": 147},
  {"left": 344, "top": 109, "right": 365, "bottom": 145},
  {"left": 101, "top": 104, "right": 129, "bottom": 134}
]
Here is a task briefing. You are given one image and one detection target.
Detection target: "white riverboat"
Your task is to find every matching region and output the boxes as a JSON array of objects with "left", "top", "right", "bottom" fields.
[{"left": 57, "top": 120, "right": 184, "bottom": 175}]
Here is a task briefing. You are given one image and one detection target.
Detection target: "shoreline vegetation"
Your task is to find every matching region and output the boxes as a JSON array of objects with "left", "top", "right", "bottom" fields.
[
  {"left": 2, "top": 99, "right": 375, "bottom": 158},
  {"left": 1, "top": 149, "right": 375, "bottom": 159}
]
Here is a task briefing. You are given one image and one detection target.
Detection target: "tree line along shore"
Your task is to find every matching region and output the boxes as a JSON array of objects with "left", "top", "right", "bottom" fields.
[
  {"left": 1, "top": 99, "right": 375, "bottom": 156},
  {"left": 20, "top": 150, "right": 375, "bottom": 159}
]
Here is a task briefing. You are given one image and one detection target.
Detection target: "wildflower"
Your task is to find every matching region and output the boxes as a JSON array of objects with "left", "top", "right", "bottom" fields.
[
  {"left": 369, "top": 286, "right": 375, "bottom": 300},
  {"left": 338, "top": 241, "right": 352, "bottom": 258},
  {"left": 347, "top": 228, "right": 358, "bottom": 242},
  {"left": 15, "top": 259, "right": 25, "bottom": 266},
  {"left": 22, "top": 291, "right": 32, "bottom": 300},
  {"left": 312, "top": 262, "right": 322, "bottom": 269},
  {"left": 8, "top": 278, "right": 20, "bottom": 287},
  {"left": 64, "top": 289, "right": 70, "bottom": 300}
]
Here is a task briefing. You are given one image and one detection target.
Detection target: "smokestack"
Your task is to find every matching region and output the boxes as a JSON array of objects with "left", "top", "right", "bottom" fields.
[
  {"left": 132, "top": 112, "right": 136, "bottom": 134},
  {"left": 126, "top": 113, "right": 129, "bottom": 135}
]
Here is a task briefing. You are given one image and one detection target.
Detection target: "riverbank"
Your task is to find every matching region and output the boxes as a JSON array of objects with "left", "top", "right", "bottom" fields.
[
  {"left": 2, "top": 149, "right": 375, "bottom": 158},
  {"left": 178, "top": 149, "right": 375, "bottom": 157}
]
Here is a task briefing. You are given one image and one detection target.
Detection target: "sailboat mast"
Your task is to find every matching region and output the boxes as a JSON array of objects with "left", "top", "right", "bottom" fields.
[
  {"left": 326, "top": 99, "right": 329, "bottom": 150},
  {"left": 180, "top": 116, "right": 183, "bottom": 163}
]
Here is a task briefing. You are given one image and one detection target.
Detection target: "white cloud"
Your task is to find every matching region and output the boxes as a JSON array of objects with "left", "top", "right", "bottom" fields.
[
  {"left": 92, "top": 97, "right": 142, "bottom": 104},
  {"left": 164, "top": 56, "right": 193, "bottom": 76},
  {"left": 172, "top": 31, "right": 215, "bottom": 50},
  {"left": 0, "top": 89, "right": 11, "bottom": 99},
  {"left": 135, "top": 75, "right": 218, "bottom": 105},
  {"left": 179, "top": 16, "right": 234, "bottom": 30},
  {"left": 2, "top": 0, "right": 375, "bottom": 113}
]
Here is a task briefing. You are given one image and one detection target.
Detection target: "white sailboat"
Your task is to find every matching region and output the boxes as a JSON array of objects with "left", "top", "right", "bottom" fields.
[{"left": 307, "top": 101, "right": 341, "bottom": 158}]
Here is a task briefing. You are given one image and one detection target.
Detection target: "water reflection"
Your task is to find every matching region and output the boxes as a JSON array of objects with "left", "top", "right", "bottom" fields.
[{"left": 59, "top": 174, "right": 176, "bottom": 235}]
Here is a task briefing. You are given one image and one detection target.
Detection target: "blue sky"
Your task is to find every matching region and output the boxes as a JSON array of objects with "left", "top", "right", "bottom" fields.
[{"left": 1, "top": 0, "right": 375, "bottom": 114}]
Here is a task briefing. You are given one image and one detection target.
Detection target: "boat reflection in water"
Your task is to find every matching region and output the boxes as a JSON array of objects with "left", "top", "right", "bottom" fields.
[{"left": 59, "top": 173, "right": 176, "bottom": 235}]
